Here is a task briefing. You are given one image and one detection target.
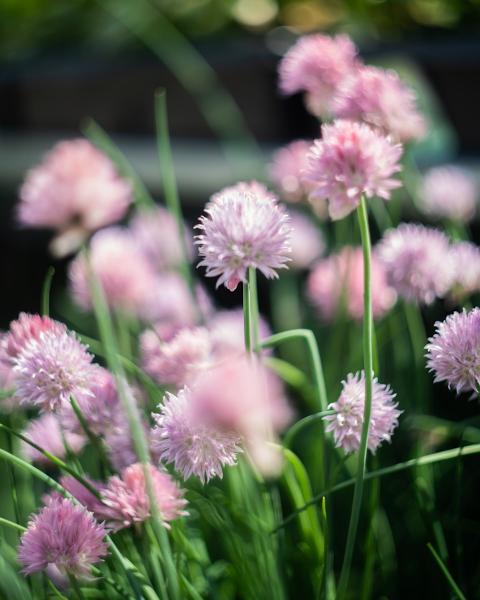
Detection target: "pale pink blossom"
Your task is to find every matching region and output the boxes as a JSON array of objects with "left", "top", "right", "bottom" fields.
[
  {"left": 208, "top": 309, "right": 271, "bottom": 357},
  {"left": 419, "top": 166, "right": 477, "bottom": 223},
  {"left": 21, "top": 414, "right": 85, "bottom": 464},
  {"left": 1, "top": 313, "right": 65, "bottom": 364},
  {"left": 449, "top": 242, "right": 480, "bottom": 299},
  {"left": 269, "top": 140, "right": 315, "bottom": 203},
  {"left": 289, "top": 211, "right": 325, "bottom": 269},
  {"left": 209, "top": 180, "right": 276, "bottom": 206}
]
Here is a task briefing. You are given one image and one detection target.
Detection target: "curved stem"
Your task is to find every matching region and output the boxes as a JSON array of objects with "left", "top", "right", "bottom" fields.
[
  {"left": 41, "top": 266, "right": 55, "bottom": 316},
  {"left": 283, "top": 410, "right": 335, "bottom": 449},
  {"left": 0, "top": 517, "right": 26, "bottom": 532},
  {"left": 337, "top": 198, "right": 373, "bottom": 598}
]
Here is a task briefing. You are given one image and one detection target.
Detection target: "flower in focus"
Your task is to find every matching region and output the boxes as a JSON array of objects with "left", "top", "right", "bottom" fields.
[
  {"left": 101, "top": 463, "right": 187, "bottom": 530},
  {"left": 307, "top": 246, "right": 396, "bottom": 321},
  {"left": 288, "top": 211, "right": 325, "bottom": 269},
  {"left": 425, "top": 309, "right": 480, "bottom": 395},
  {"left": 449, "top": 242, "right": 480, "bottom": 300},
  {"left": 22, "top": 414, "right": 85, "bottom": 464},
  {"left": 333, "top": 66, "right": 426, "bottom": 143},
  {"left": 377, "top": 223, "right": 453, "bottom": 304},
  {"left": 130, "top": 206, "right": 193, "bottom": 271},
  {"left": 209, "top": 180, "right": 276, "bottom": 206},
  {"left": 324, "top": 371, "right": 401, "bottom": 453},
  {"left": 419, "top": 166, "right": 477, "bottom": 223},
  {"left": 1, "top": 313, "right": 65, "bottom": 364},
  {"left": 269, "top": 140, "right": 315, "bottom": 204},
  {"left": 69, "top": 227, "right": 156, "bottom": 314},
  {"left": 12, "top": 328, "right": 97, "bottom": 412},
  {"left": 18, "top": 496, "right": 108, "bottom": 578},
  {"left": 17, "top": 139, "right": 132, "bottom": 257},
  {"left": 141, "top": 326, "right": 211, "bottom": 387},
  {"left": 208, "top": 309, "right": 271, "bottom": 357},
  {"left": 195, "top": 183, "right": 291, "bottom": 291},
  {"left": 278, "top": 34, "right": 359, "bottom": 117},
  {"left": 305, "top": 120, "right": 403, "bottom": 220},
  {"left": 152, "top": 389, "right": 242, "bottom": 483}
]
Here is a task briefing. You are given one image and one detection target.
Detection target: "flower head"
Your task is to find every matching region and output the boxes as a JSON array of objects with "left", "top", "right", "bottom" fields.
[
  {"left": 333, "top": 66, "right": 426, "bottom": 142},
  {"left": 289, "top": 211, "right": 325, "bottom": 269},
  {"left": 22, "top": 414, "right": 85, "bottom": 464},
  {"left": 18, "top": 496, "right": 108, "bottom": 578},
  {"left": 152, "top": 389, "right": 242, "bottom": 483},
  {"left": 18, "top": 139, "right": 132, "bottom": 256},
  {"left": 449, "top": 242, "right": 480, "bottom": 299},
  {"left": 195, "top": 183, "right": 291, "bottom": 291},
  {"left": 419, "top": 166, "right": 477, "bottom": 223},
  {"left": 305, "top": 120, "right": 402, "bottom": 220},
  {"left": 425, "top": 309, "right": 480, "bottom": 395},
  {"left": 278, "top": 34, "right": 358, "bottom": 117},
  {"left": 13, "top": 328, "right": 97, "bottom": 412},
  {"left": 269, "top": 140, "right": 316, "bottom": 204},
  {"left": 101, "top": 463, "right": 187, "bottom": 530},
  {"left": 377, "top": 223, "right": 453, "bottom": 304},
  {"left": 1, "top": 313, "right": 65, "bottom": 364},
  {"left": 324, "top": 371, "right": 401, "bottom": 453},
  {"left": 208, "top": 309, "right": 271, "bottom": 357},
  {"left": 307, "top": 246, "right": 396, "bottom": 321}
]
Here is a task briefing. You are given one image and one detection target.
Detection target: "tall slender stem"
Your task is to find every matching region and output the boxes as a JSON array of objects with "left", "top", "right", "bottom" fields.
[
  {"left": 243, "top": 280, "right": 252, "bottom": 354},
  {"left": 248, "top": 267, "right": 260, "bottom": 349},
  {"left": 337, "top": 197, "right": 374, "bottom": 598}
]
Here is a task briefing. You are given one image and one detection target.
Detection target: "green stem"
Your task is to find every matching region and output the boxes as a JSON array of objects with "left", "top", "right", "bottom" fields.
[
  {"left": 70, "top": 397, "right": 109, "bottom": 477},
  {"left": 68, "top": 574, "right": 85, "bottom": 600},
  {"left": 338, "top": 198, "right": 374, "bottom": 599},
  {"left": 427, "top": 543, "right": 467, "bottom": 600},
  {"left": 0, "top": 517, "right": 26, "bottom": 532},
  {"left": 243, "top": 280, "right": 252, "bottom": 354},
  {"left": 248, "top": 267, "right": 260, "bottom": 349},
  {"left": 41, "top": 266, "right": 55, "bottom": 316},
  {"left": 283, "top": 411, "right": 336, "bottom": 449}
]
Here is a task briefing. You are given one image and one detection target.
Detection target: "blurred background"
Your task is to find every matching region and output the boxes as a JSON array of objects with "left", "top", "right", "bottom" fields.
[{"left": 1, "top": 0, "right": 480, "bottom": 322}]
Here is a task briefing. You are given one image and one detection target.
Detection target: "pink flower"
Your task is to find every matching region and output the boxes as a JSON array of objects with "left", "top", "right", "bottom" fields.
[
  {"left": 195, "top": 183, "right": 291, "bottom": 291},
  {"left": 425, "top": 309, "right": 480, "bottom": 395},
  {"left": 18, "top": 496, "right": 108, "bottom": 579},
  {"left": 324, "top": 371, "right": 401, "bottom": 453},
  {"left": 419, "top": 166, "right": 477, "bottom": 223},
  {"left": 60, "top": 476, "right": 113, "bottom": 519},
  {"left": 269, "top": 140, "right": 315, "bottom": 203},
  {"left": 101, "top": 463, "right": 187, "bottom": 530},
  {"left": 289, "top": 211, "right": 325, "bottom": 269},
  {"left": 377, "top": 223, "right": 454, "bottom": 304},
  {"left": 18, "top": 139, "right": 132, "bottom": 256},
  {"left": 140, "top": 326, "right": 212, "bottom": 387},
  {"left": 22, "top": 414, "right": 85, "bottom": 464},
  {"left": 1, "top": 313, "right": 65, "bottom": 364},
  {"left": 278, "top": 34, "right": 359, "bottom": 117},
  {"left": 449, "top": 242, "right": 480, "bottom": 299},
  {"left": 209, "top": 180, "right": 276, "bottom": 206},
  {"left": 68, "top": 227, "right": 156, "bottom": 314},
  {"left": 305, "top": 120, "right": 403, "bottom": 220},
  {"left": 307, "top": 246, "right": 396, "bottom": 321},
  {"left": 130, "top": 206, "right": 194, "bottom": 270},
  {"left": 208, "top": 309, "right": 271, "bottom": 357},
  {"left": 12, "top": 328, "right": 97, "bottom": 412},
  {"left": 151, "top": 389, "right": 242, "bottom": 483},
  {"left": 333, "top": 66, "right": 426, "bottom": 142}
]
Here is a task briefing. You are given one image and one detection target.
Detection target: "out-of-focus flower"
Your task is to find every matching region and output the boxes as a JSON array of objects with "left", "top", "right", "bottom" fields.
[
  {"left": 12, "top": 328, "right": 97, "bottom": 412},
  {"left": 269, "top": 140, "right": 313, "bottom": 202},
  {"left": 419, "top": 166, "right": 477, "bottom": 223},
  {"left": 22, "top": 414, "right": 85, "bottom": 464},
  {"left": 305, "top": 120, "right": 402, "bottom": 220},
  {"left": 101, "top": 463, "right": 187, "bottom": 530},
  {"left": 288, "top": 211, "right": 325, "bottom": 269},
  {"left": 1, "top": 313, "right": 65, "bottom": 364},
  {"left": 130, "top": 206, "right": 193, "bottom": 271},
  {"left": 17, "top": 139, "right": 132, "bottom": 257},
  {"left": 140, "top": 326, "right": 211, "bottom": 387},
  {"left": 151, "top": 389, "right": 242, "bottom": 483},
  {"left": 59, "top": 476, "right": 114, "bottom": 522},
  {"left": 278, "top": 34, "right": 359, "bottom": 118},
  {"left": 195, "top": 183, "right": 291, "bottom": 291},
  {"left": 425, "top": 309, "right": 480, "bottom": 395},
  {"left": 333, "top": 66, "right": 426, "bottom": 143},
  {"left": 18, "top": 496, "right": 108, "bottom": 578},
  {"left": 324, "top": 371, "right": 401, "bottom": 453},
  {"left": 307, "top": 246, "right": 396, "bottom": 321},
  {"left": 208, "top": 309, "right": 271, "bottom": 357},
  {"left": 449, "top": 242, "right": 480, "bottom": 299},
  {"left": 377, "top": 223, "right": 453, "bottom": 304},
  {"left": 69, "top": 227, "right": 156, "bottom": 314}
]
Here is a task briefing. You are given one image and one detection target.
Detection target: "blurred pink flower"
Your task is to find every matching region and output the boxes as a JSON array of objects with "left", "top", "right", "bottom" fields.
[
  {"left": 305, "top": 120, "right": 403, "bottom": 220},
  {"left": 324, "top": 371, "right": 401, "bottom": 453},
  {"left": 195, "top": 183, "right": 291, "bottom": 291},
  {"left": 288, "top": 211, "right": 325, "bottom": 269},
  {"left": 208, "top": 309, "right": 271, "bottom": 357},
  {"left": 307, "top": 246, "right": 396, "bottom": 321},
  {"left": 449, "top": 241, "right": 480, "bottom": 299},
  {"left": 60, "top": 476, "right": 114, "bottom": 522},
  {"left": 333, "top": 66, "right": 426, "bottom": 142},
  {"left": 419, "top": 166, "right": 477, "bottom": 223},
  {"left": 278, "top": 34, "right": 359, "bottom": 117},
  {"left": 269, "top": 140, "right": 314, "bottom": 203},
  {"left": 18, "top": 139, "right": 132, "bottom": 256},
  {"left": 69, "top": 227, "right": 156, "bottom": 314},
  {"left": 1, "top": 313, "right": 65, "bottom": 364},
  {"left": 22, "top": 414, "right": 85, "bottom": 464},
  {"left": 377, "top": 223, "right": 454, "bottom": 304},
  {"left": 101, "top": 463, "right": 187, "bottom": 530}
]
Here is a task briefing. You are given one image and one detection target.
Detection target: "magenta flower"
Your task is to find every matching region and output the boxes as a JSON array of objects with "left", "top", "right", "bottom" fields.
[
  {"left": 419, "top": 166, "right": 477, "bottom": 223},
  {"left": 324, "top": 371, "right": 401, "bottom": 453},
  {"left": 18, "top": 496, "right": 108, "bottom": 579},
  {"left": 305, "top": 120, "right": 402, "bottom": 220},
  {"left": 59, "top": 476, "right": 116, "bottom": 523},
  {"left": 101, "top": 463, "right": 187, "bottom": 530},
  {"left": 307, "top": 246, "right": 396, "bottom": 321},
  {"left": 377, "top": 223, "right": 454, "bottom": 304},
  {"left": 449, "top": 242, "right": 480, "bottom": 299},
  {"left": 269, "top": 140, "right": 316, "bottom": 204},
  {"left": 1, "top": 313, "right": 65, "bottom": 364},
  {"left": 12, "top": 328, "right": 97, "bottom": 412},
  {"left": 288, "top": 211, "right": 325, "bottom": 269},
  {"left": 208, "top": 309, "right": 271, "bottom": 357},
  {"left": 425, "top": 309, "right": 480, "bottom": 395},
  {"left": 333, "top": 66, "right": 426, "bottom": 142},
  {"left": 69, "top": 227, "right": 156, "bottom": 314},
  {"left": 18, "top": 139, "right": 132, "bottom": 256},
  {"left": 152, "top": 389, "right": 242, "bottom": 484},
  {"left": 195, "top": 183, "right": 291, "bottom": 291},
  {"left": 278, "top": 34, "right": 358, "bottom": 117},
  {"left": 22, "top": 414, "right": 85, "bottom": 464}
]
